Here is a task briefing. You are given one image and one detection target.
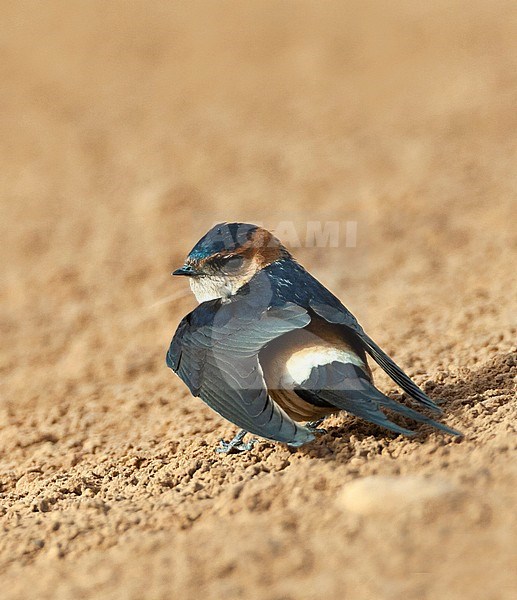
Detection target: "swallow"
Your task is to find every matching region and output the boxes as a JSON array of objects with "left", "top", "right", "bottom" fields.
[{"left": 167, "top": 222, "right": 459, "bottom": 453}]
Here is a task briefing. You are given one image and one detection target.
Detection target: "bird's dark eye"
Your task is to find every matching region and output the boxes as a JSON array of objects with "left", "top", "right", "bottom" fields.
[{"left": 220, "top": 255, "right": 244, "bottom": 272}]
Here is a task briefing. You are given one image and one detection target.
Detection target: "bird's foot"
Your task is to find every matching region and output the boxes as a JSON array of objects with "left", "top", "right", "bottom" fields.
[
  {"left": 311, "top": 427, "right": 328, "bottom": 435},
  {"left": 306, "top": 418, "right": 327, "bottom": 435},
  {"left": 215, "top": 430, "right": 257, "bottom": 454},
  {"left": 216, "top": 439, "right": 256, "bottom": 454}
]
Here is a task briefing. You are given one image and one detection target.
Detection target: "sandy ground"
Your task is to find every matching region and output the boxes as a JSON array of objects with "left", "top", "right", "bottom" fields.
[{"left": 1, "top": 1, "right": 516, "bottom": 599}]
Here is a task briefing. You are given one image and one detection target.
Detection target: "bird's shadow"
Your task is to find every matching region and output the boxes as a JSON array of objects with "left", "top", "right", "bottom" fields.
[{"left": 293, "top": 351, "right": 515, "bottom": 461}]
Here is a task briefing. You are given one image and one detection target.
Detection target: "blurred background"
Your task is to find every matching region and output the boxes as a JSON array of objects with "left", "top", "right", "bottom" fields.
[{"left": 0, "top": 1, "right": 516, "bottom": 599}]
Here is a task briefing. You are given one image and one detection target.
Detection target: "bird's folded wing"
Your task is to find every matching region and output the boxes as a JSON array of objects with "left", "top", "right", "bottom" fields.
[
  {"left": 167, "top": 300, "right": 315, "bottom": 446},
  {"left": 295, "top": 361, "right": 459, "bottom": 436},
  {"left": 309, "top": 299, "right": 442, "bottom": 413}
]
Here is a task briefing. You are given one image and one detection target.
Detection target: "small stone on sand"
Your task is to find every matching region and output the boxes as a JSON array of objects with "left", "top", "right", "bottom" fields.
[{"left": 338, "top": 475, "right": 460, "bottom": 516}]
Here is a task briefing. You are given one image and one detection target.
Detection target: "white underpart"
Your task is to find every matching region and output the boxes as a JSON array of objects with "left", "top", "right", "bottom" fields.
[{"left": 284, "top": 347, "right": 365, "bottom": 385}]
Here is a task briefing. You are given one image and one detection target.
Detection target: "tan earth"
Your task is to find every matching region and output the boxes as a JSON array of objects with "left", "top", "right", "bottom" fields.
[{"left": 1, "top": 2, "right": 516, "bottom": 599}]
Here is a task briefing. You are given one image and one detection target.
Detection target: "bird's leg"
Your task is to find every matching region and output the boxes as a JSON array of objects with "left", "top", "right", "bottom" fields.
[
  {"left": 305, "top": 418, "right": 328, "bottom": 435},
  {"left": 216, "top": 429, "right": 257, "bottom": 454}
]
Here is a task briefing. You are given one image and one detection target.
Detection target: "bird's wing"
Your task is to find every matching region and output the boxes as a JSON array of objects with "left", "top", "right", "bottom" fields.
[
  {"left": 167, "top": 298, "right": 315, "bottom": 446},
  {"left": 262, "top": 260, "right": 442, "bottom": 413},
  {"left": 308, "top": 299, "right": 441, "bottom": 413},
  {"left": 295, "top": 361, "right": 459, "bottom": 436}
]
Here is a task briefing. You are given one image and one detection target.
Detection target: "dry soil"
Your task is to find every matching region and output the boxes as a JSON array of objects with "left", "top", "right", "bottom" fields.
[{"left": 1, "top": 2, "right": 516, "bottom": 599}]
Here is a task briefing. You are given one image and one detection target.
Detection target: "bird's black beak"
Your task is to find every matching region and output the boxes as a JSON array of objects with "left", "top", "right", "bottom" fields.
[{"left": 172, "top": 264, "right": 200, "bottom": 277}]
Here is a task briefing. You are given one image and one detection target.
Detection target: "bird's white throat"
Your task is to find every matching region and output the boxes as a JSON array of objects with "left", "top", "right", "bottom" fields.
[{"left": 189, "top": 275, "right": 240, "bottom": 303}]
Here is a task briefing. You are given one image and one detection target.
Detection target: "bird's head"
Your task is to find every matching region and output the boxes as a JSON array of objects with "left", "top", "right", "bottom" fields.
[{"left": 173, "top": 222, "right": 290, "bottom": 303}]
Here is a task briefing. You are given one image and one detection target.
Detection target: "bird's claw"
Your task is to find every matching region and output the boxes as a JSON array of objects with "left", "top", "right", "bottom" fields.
[
  {"left": 310, "top": 428, "right": 328, "bottom": 436},
  {"left": 216, "top": 429, "right": 257, "bottom": 454},
  {"left": 216, "top": 438, "right": 257, "bottom": 454},
  {"left": 306, "top": 418, "right": 327, "bottom": 435}
]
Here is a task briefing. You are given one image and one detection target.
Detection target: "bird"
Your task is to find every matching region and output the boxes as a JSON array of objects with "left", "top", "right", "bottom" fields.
[{"left": 166, "top": 222, "right": 460, "bottom": 453}]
